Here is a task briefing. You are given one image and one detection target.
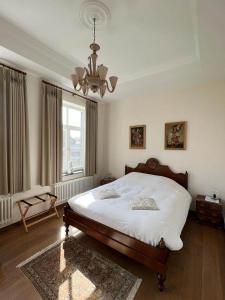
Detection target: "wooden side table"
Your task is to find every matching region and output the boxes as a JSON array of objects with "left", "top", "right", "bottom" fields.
[
  {"left": 100, "top": 177, "right": 116, "bottom": 185},
  {"left": 195, "top": 194, "right": 223, "bottom": 227},
  {"left": 17, "top": 192, "right": 59, "bottom": 232}
]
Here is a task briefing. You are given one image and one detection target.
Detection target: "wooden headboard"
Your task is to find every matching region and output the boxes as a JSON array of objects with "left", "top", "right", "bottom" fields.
[{"left": 125, "top": 158, "right": 188, "bottom": 189}]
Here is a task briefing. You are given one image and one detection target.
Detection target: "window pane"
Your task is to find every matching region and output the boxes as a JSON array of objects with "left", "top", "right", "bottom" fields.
[
  {"left": 68, "top": 108, "right": 81, "bottom": 127},
  {"left": 62, "top": 101, "right": 85, "bottom": 175},
  {"left": 69, "top": 130, "right": 82, "bottom": 169}
]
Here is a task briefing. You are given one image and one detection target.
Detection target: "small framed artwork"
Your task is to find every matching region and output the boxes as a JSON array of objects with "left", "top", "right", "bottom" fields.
[
  {"left": 129, "top": 125, "right": 146, "bottom": 149},
  {"left": 165, "top": 121, "right": 187, "bottom": 150}
]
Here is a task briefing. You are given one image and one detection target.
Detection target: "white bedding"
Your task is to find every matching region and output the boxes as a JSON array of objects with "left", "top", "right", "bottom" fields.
[{"left": 68, "top": 172, "right": 191, "bottom": 250}]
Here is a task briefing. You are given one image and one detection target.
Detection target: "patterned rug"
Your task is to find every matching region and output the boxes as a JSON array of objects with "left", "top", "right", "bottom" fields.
[{"left": 17, "top": 236, "right": 142, "bottom": 300}]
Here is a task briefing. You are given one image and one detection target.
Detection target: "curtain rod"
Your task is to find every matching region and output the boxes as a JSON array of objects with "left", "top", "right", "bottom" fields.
[
  {"left": 0, "top": 62, "right": 27, "bottom": 75},
  {"left": 42, "top": 80, "right": 98, "bottom": 104}
]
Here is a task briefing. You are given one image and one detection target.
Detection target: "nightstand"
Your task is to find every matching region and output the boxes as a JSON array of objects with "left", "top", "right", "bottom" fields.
[
  {"left": 100, "top": 177, "right": 116, "bottom": 185},
  {"left": 195, "top": 195, "right": 223, "bottom": 227}
]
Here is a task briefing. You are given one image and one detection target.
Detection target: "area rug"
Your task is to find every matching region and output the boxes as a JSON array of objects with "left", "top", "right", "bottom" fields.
[{"left": 17, "top": 236, "right": 142, "bottom": 300}]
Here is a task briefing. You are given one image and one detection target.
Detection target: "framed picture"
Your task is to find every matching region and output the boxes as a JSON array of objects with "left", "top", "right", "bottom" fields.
[
  {"left": 165, "top": 121, "right": 187, "bottom": 150},
  {"left": 129, "top": 125, "right": 146, "bottom": 149}
]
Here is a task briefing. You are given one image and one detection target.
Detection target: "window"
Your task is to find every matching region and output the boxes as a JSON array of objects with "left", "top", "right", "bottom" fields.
[{"left": 62, "top": 101, "right": 85, "bottom": 176}]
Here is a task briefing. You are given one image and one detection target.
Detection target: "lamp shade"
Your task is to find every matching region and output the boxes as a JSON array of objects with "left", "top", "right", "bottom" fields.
[
  {"left": 71, "top": 74, "right": 79, "bottom": 88},
  {"left": 98, "top": 65, "right": 108, "bottom": 80},
  {"left": 82, "top": 84, "right": 88, "bottom": 96},
  {"left": 99, "top": 84, "right": 106, "bottom": 98},
  {"left": 109, "top": 76, "right": 118, "bottom": 90},
  {"left": 75, "top": 67, "right": 85, "bottom": 80}
]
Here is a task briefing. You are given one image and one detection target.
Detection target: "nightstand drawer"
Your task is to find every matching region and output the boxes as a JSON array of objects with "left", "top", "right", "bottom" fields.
[
  {"left": 196, "top": 200, "right": 221, "bottom": 212},
  {"left": 197, "top": 208, "right": 221, "bottom": 218}
]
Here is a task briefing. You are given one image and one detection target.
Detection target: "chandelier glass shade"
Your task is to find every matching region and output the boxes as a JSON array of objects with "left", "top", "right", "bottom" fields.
[{"left": 71, "top": 18, "right": 118, "bottom": 98}]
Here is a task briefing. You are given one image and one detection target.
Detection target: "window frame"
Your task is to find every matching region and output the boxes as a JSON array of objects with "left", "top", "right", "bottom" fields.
[{"left": 62, "top": 100, "right": 86, "bottom": 178}]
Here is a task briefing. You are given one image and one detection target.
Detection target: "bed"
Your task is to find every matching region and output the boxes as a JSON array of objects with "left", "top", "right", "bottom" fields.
[{"left": 63, "top": 158, "right": 191, "bottom": 291}]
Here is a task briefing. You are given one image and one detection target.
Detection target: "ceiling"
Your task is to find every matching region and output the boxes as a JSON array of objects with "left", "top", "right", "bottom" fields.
[{"left": 0, "top": 0, "right": 225, "bottom": 101}]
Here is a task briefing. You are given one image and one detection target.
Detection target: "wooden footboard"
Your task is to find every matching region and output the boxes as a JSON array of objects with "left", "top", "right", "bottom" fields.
[{"left": 63, "top": 203, "right": 170, "bottom": 291}]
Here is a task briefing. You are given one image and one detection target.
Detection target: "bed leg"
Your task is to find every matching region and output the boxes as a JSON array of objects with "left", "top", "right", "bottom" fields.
[
  {"left": 65, "top": 223, "right": 69, "bottom": 237},
  {"left": 157, "top": 273, "right": 166, "bottom": 291}
]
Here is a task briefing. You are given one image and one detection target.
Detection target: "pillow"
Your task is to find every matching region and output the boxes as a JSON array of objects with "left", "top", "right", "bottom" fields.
[
  {"left": 130, "top": 197, "right": 159, "bottom": 210},
  {"left": 97, "top": 189, "right": 120, "bottom": 200}
]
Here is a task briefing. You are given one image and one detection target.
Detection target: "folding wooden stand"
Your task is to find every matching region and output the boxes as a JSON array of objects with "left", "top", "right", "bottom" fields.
[{"left": 17, "top": 193, "right": 59, "bottom": 232}]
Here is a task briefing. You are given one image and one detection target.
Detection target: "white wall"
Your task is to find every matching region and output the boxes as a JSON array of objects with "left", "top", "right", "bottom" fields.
[{"left": 106, "top": 81, "right": 225, "bottom": 207}]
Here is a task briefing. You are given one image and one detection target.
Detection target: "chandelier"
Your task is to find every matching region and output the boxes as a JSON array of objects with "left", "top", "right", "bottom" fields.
[{"left": 71, "top": 18, "right": 118, "bottom": 98}]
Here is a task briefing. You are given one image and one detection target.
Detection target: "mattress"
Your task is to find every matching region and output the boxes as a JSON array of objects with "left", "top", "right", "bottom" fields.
[{"left": 68, "top": 172, "right": 192, "bottom": 250}]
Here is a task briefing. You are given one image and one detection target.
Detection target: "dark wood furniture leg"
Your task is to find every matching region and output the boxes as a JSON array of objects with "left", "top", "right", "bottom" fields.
[
  {"left": 65, "top": 223, "right": 69, "bottom": 237},
  {"left": 157, "top": 273, "right": 166, "bottom": 291}
]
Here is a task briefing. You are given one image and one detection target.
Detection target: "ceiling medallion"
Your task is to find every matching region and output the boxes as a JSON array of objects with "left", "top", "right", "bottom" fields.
[
  {"left": 79, "top": 0, "right": 111, "bottom": 29},
  {"left": 71, "top": 17, "right": 118, "bottom": 98}
]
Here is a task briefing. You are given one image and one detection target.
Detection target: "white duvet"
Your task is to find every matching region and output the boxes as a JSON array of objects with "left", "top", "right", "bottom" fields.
[{"left": 68, "top": 172, "right": 191, "bottom": 250}]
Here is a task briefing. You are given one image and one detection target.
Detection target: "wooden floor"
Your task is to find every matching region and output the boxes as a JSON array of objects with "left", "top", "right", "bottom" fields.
[{"left": 0, "top": 208, "right": 224, "bottom": 300}]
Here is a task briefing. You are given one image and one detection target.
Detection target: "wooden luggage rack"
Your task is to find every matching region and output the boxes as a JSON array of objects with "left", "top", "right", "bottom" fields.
[{"left": 17, "top": 193, "right": 59, "bottom": 232}]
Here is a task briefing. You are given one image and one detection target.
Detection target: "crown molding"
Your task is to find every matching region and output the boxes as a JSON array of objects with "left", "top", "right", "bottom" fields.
[{"left": 0, "top": 16, "right": 81, "bottom": 79}]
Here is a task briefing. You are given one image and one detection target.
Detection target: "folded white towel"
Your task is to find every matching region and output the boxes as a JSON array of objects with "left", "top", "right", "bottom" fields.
[
  {"left": 130, "top": 197, "right": 159, "bottom": 210},
  {"left": 97, "top": 189, "right": 120, "bottom": 200}
]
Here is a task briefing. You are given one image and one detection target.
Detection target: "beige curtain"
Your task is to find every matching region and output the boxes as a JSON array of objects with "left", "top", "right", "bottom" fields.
[
  {"left": 0, "top": 66, "right": 30, "bottom": 195},
  {"left": 85, "top": 101, "right": 98, "bottom": 176},
  {"left": 41, "top": 83, "right": 62, "bottom": 186}
]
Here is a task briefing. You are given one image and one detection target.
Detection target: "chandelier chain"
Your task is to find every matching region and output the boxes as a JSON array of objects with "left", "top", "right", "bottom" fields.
[{"left": 93, "top": 17, "right": 96, "bottom": 43}]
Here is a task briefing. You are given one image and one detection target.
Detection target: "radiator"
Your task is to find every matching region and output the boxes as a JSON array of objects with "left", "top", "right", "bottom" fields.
[
  {"left": 0, "top": 195, "right": 13, "bottom": 225},
  {"left": 53, "top": 176, "right": 94, "bottom": 204}
]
